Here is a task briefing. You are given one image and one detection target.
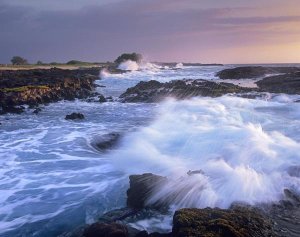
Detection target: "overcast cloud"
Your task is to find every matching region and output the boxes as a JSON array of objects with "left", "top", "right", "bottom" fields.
[{"left": 0, "top": 0, "right": 300, "bottom": 63}]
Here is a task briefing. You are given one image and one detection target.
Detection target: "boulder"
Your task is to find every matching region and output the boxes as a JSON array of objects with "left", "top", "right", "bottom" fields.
[
  {"left": 65, "top": 113, "right": 85, "bottom": 120},
  {"left": 93, "top": 133, "right": 121, "bottom": 152},
  {"left": 127, "top": 173, "right": 168, "bottom": 209},
  {"left": 98, "top": 95, "right": 107, "bottom": 103}
]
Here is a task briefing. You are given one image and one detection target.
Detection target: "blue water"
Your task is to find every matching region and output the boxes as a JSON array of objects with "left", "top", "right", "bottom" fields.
[{"left": 1, "top": 64, "right": 300, "bottom": 236}]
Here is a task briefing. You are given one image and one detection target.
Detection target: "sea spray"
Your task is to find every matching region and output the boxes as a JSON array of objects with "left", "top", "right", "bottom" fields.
[
  {"left": 118, "top": 60, "right": 139, "bottom": 71},
  {"left": 175, "top": 62, "right": 183, "bottom": 69},
  {"left": 110, "top": 96, "right": 300, "bottom": 208}
]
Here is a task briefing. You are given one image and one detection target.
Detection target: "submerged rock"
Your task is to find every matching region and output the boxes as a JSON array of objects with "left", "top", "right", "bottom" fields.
[
  {"left": 216, "top": 66, "right": 300, "bottom": 79},
  {"left": 172, "top": 207, "right": 275, "bottom": 237},
  {"left": 120, "top": 79, "right": 250, "bottom": 103},
  {"left": 33, "top": 107, "right": 42, "bottom": 114},
  {"left": 83, "top": 222, "right": 128, "bottom": 237},
  {"left": 65, "top": 113, "right": 85, "bottom": 120},
  {"left": 92, "top": 133, "right": 121, "bottom": 152}
]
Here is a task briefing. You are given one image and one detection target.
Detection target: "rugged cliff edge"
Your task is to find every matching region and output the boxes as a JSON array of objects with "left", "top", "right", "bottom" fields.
[{"left": 0, "top": 68, "right": 100, "bottom": 114}]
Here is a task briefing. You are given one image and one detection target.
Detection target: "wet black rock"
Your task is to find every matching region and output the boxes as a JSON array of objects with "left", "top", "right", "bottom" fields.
[
  {"left": 0, "top": 68, "right": 100, "bottom": 114},
  {"left": 65, "top": 113, "right": 85, "bottom": 120},
  {"left": 256, "top": 72, "right": 300, "bottom": 94},
  {"left": 267, "top": 189, "right": 300, "bottom": 237},
  {"left": 135, "top": 232, "right": 172, "bottom": 237},
  {"left": 217, "top": 66, "right": 300, "bottom": 79},
  {"left": 0, "top": 105, "right": 25, "bottom": 114},
  {"left": 83, "top": 222, "right": 128, "bottom": 237},
  {"left": 98, "top": 94, "right": 107, "bottom": 103},
  {"left": 127, "top": 173, "right": 168, "bottom": 209},
  {"left": 120, "top": 79, "right": 250, "bottom": 103},
  {"left": 187, "top": 170, "right": 204, "bottom": 176},
  {"left": 33, "top": 108, "right": 42, "bottom": 114},
  {"left": 93, "top": 133, "right": 121, "bottom": 152},
  {"left": 172, "top": 206, "right": 276, "bottom": 237}
]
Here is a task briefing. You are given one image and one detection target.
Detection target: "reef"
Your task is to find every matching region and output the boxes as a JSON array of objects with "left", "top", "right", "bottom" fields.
[
  {"left": 61, "top": 173, "right": 300, "bottom": 237},
  {"left": 216, "top": 66, "right": 300, "bottom": 79},
  {"left": 119, "top": 79, "right": 252, "bottom": 103},
  {"left": 0, "top": 68, "right": 101, "bottom": 114}
]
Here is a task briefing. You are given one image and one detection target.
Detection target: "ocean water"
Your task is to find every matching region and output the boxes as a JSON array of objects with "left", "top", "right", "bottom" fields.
[{"left": 1, "top": 64, "right": 300, "bottom": 236}]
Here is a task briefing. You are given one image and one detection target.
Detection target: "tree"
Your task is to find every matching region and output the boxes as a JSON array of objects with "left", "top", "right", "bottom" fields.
[
  {"left": 37, "top": 60, "right": 43, "bottom": 65},
  {"left": 11, "top": 56, "right": 28, "bottom": 65},
  {"left": 114, "top": 53, "right": 142, "bottom": 64}
]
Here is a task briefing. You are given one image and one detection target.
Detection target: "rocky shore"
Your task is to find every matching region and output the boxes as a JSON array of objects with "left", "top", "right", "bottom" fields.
[
  {"left": 0, "top": 68, "right": 101, "bottom": 114},
  {"left": 216, "top": 66, "right": 300, "bottom": 79},
  {"left": 3, "top": 65, "right": 300, "bottom": 236},
  {"left": 119, "top": 79, "right": 252, "bottom": 103},
  {"left": 256, "top": 72, "right": 300, "bottom": 94},
  {"left": 62, "top": 172, "right": 300, "bottom": 237}
]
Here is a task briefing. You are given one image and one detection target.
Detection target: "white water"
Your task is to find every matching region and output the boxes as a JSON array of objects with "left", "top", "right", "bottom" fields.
[
  {"left": 117, "top": 60, "right": 139, "bottom": 71},
  {"left": 112, "top": 97, "right": 300, "bottom": 209},
  {"left": 1, "top": 64, "right": 300, "bottom": 236}
]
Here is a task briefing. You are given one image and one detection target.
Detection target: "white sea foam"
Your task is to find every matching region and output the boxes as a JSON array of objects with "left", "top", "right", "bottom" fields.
[
  {"left": 1, "top": 64, "right": 300, "bottom": 236},
  {"left": 117, "top": 60, "right": 139, "bottom": 71},
  {"left": 175, "top": 62, "right": 183, "bottom": 69},
  {"left": 111, "top": 96, "right": 300, "bottom": 209}
]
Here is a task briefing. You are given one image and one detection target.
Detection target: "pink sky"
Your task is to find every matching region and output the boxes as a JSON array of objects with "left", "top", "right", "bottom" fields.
[{"left": 1, "top": 0, "right": 300, "bottom": 63}]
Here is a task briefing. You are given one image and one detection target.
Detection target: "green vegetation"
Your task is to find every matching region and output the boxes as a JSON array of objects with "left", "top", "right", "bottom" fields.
[
  {"left": 66, "top": 60, "right": 94, "bottom": 65},
  {"left": 11, "top": 56, "right": 28, "bottom": 65},
  {"left": 0, "top": 85, "right": 50, "bottom": 93},
  {"left": 114, "top": 53, "right": 142, "bottom": 64}
]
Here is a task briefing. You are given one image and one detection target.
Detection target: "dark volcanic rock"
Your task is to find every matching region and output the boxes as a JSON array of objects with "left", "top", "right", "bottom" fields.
[
  {"left": 65, "top": 113, "right": 85, "bottom": 120},
  {"left": 33, "top": 108, "right": 42, "bottom": 114},
  {"left": 172, "top": 207, "right": 276, "bottom": 237},
  {"left": 120, "top": 79, "right": 250, "bottom": 103},
  {"left": 216, "top": 66, "right": 300, "bottom": 79},
  {"left": 127, "top": 173, "right": 168, "bottom": 209},
  {"left": 98, "top": 208, "right": 138, "bottom": 223},
  {"left": 256, "top": 72, "right": 300, "bottom": 94},
  {"left": 93, "top": 133, "right": 121, "bottom": 152},
  {"left": 0, "top": 105, "right": 25, "bottom": 114},
  {"left": 0, "top": 68, "right": 100, "bottom": 114},
  {"left": 267, "top": 189, "right": 300, "bottom": 237},
  {"left": 83, "top": 222, "right": 128, "bottom": 237},
  {"left": 98, "top": 94, "right": 107, "bottom": 103}
]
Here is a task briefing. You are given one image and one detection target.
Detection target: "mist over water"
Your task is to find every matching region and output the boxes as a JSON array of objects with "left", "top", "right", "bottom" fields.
[
  {"left": 1, "top": 64, "right": 300, "bottom": 236},
  {"left": 111, "top": 96, "right": 300, "bottom": 208}
]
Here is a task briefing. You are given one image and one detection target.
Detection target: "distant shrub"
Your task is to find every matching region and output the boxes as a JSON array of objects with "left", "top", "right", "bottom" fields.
[
  {"left": 114, "top": 53, "right": 142, "bottom": 64},
  {"left": 50, "top": 62, "right": 60, "bottom": 65},
  {"left": 11, "top": 56, "right": 28, "bottom": 65},
  {"left": 66, "top": 60, "right": 92, "bottom": 65},
  {"left": 37, "top": 61, "right": 43, "bottom": 65}
]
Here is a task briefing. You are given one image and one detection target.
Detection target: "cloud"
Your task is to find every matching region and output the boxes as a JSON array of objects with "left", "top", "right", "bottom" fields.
[{"left": 0, "top": 0, "right": 300, "bottom": 63}]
